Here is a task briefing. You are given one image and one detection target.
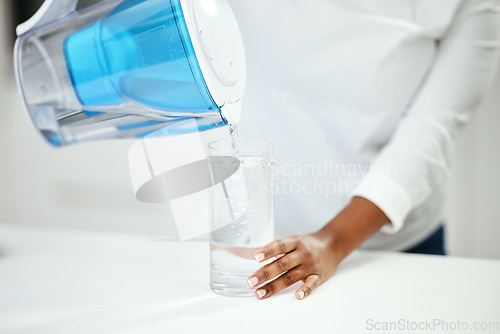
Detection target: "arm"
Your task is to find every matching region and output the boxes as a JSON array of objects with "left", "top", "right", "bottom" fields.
[
  {"left": 318, "top": 196, "right": 389, "bottom": 263},
  {"left": 351, "top": 0, "right": 500, "bottom": 234},
  {"left": 248, "top": 0, "right": 500, "bottom": 300}
]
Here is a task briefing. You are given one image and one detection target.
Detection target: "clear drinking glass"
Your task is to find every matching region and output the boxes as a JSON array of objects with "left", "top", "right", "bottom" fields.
[{"left": 208, "top": 140, "right": 274, "bottom": 297}]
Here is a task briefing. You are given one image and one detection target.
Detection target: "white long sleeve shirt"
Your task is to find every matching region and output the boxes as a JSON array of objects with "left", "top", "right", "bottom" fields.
[{"left": 229, "top": 0, "right": 500, "bottom": 250}]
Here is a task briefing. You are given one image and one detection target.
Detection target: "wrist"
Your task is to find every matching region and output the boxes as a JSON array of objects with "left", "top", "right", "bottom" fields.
[
  {"left": 313, "top": 226, "right": 344, "bottom": 267},
  {"left": 316, "top": 196, "right": 389, "bottom": 263}
]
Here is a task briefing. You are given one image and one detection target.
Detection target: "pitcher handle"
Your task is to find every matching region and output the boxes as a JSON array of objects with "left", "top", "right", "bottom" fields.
[{"left": 16, "top": 0, "right": 78, "bottom": 36}]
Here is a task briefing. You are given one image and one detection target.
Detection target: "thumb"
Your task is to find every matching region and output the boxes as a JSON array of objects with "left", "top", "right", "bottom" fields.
[{"left": 296, "top": 274, "right": 321, "bottom": 300}]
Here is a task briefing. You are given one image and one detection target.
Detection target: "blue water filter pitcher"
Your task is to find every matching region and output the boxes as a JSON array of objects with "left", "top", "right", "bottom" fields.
[{"left": 14, "top": 0, "right": 246, "bottom": 146}]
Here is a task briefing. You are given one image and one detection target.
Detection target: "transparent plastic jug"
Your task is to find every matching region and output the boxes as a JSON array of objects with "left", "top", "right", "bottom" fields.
[{"left": 14, "top": 0, "right": 246, "bottom": 146}]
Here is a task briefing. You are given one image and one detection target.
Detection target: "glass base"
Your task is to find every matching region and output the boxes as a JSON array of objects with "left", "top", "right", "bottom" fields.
[
  {"left": 210, "top": 284, "right": 255, "bottom": 297},
  {"left": 211, "top": 271, "right": 255, "bottom": 297}
]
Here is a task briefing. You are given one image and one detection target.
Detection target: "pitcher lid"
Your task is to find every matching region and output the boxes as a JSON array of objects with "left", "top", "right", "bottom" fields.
[{"left": 180, "top": 0, "right": 246, "bottom": 125}]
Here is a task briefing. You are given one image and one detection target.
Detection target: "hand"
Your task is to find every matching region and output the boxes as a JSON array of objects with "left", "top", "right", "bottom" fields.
[
  {"left": 246, "top": 197, "right": 389, "bottom": 300},
  {"left": 247, "top": 230, "right": 339, "bottom": 300}
]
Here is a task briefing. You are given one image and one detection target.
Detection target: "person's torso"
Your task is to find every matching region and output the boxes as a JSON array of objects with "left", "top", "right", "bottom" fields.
[{"left": 230, "top": 0, "right": 462, "bottom": 249}]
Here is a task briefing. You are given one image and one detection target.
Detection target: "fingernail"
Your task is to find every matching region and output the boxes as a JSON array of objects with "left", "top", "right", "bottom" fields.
[
  {"left": 255, "top": 253, "right": 265, "bottom": 262},
  {"left": 256, "top": 289, "right": 266, "bottom": 298},
  {"left": 247, "top": 276, "right": 259, "bottom": 288},
  {"left": 298, "top": 290, "right": 305, "bottom": 299}
]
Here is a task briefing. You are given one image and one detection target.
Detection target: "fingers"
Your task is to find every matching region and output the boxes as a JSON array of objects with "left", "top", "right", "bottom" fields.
[
  {"left": 296, "top": 274, "right": 321, "bottom": 300},
  {"left": 254, "top": 236, "right": 299, "bottom": 263},
  {"left": 247, "top": 252, "right": 301, "bottom": 288},
  {"left": 250, "top": 235, "right": 324, "bottom": 300},
  {"left": 254, "top": 267, "right": 305, "bottom": 300}
]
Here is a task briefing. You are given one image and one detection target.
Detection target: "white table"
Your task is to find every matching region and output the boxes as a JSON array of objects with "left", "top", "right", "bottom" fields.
[{"left": 1, "top": 224, "right": 499, "bottom": 334}]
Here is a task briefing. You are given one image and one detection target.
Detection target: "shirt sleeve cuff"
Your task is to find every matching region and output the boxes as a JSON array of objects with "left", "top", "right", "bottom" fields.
[{"left": 349, "top": 173, "right": 413, "bottom": 234}]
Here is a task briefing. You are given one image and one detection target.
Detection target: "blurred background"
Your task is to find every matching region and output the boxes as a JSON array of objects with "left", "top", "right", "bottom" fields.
[{"left": 0, "top": 0, "right": 499, "bottom": 258}]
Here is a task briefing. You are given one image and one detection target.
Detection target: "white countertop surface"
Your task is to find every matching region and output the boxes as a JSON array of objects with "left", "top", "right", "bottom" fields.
[{"left": 0, "top": 224, "right": 499, "bottom": 334}]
